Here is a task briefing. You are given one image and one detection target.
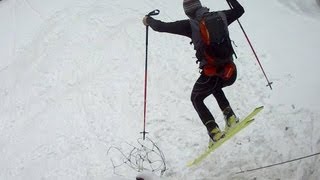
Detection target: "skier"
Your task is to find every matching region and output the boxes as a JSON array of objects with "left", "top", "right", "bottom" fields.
[{"left": 142, "top": 0, "right": 244, "bottom": 143}]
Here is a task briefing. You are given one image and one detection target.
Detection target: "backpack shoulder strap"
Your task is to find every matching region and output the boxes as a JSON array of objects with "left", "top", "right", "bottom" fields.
[
  {"left": 190, "top": 19, "right": 203, "bottom": 51},
  {"left": 217, "top": 11, "right": 228, "bottom": 28},
  {"left": 189, "top": 7, "right": 210, "bottom": 51},
  {"left": 217, "top": 11, "right": 237, "bottom": 58}
]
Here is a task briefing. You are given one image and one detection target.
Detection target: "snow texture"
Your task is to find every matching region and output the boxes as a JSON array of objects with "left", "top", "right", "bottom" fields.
[{"left": 0, "top": 0, "right": 320, "bottom": 179}]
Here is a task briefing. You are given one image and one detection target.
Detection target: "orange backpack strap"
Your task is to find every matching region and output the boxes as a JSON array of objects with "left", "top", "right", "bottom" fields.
[{"left": 199, "top": 19, "right": 210, "bottom": 46}]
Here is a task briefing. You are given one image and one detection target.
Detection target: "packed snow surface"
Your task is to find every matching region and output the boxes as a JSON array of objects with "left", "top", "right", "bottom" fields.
[{"left": 0, "top": 0, "right": 320, "bottom": 179}]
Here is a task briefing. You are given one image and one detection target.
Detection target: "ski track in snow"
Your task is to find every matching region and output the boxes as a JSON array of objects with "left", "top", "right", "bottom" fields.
[
  {"left": 0, "top": 1, "right": 146, "bottom": 179},
  {"left": 0, "top": 0, "right": 320, "bottom": 179}
]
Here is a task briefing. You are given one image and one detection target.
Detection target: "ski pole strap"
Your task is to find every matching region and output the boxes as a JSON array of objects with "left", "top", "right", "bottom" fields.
[{"left": 147, "top": 9, "right": 160, "bottom": 17}]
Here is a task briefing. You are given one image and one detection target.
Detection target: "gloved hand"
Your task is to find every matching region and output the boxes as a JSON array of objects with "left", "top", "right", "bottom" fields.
[{"left": 142, "top": 16, "right": 149, "bottom": 26}]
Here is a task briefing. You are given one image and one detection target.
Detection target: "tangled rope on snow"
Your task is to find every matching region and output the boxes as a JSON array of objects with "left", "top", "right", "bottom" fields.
[{"left": 107, "top": 137, "right": 167, "bottom": 176}]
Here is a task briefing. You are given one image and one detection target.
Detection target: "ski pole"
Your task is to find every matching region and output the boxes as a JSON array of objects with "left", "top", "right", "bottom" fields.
[
  {"left": 142, "top": 9, "right": 160, "bottom": 140},
  {"left": 227, "top": 1, "right": 273, "bottom": 90}
]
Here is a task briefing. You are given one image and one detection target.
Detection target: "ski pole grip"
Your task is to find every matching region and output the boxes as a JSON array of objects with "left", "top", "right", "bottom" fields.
[{"left": 147, "top": 9, "right": 160, "bottom": 17}]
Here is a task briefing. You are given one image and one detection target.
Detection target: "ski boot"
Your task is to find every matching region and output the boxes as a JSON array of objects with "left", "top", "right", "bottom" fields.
[
  {"left": 208, "top": 127, "right": 225, "bottom": 147},
  {"left": 223, "top": 106, "right": 239, "bottom": 132}
]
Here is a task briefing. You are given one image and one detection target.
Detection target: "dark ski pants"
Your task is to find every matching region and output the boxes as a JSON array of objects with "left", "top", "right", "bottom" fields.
[{"left": 191, "top": 71, "right": 237, "bottom": 132}]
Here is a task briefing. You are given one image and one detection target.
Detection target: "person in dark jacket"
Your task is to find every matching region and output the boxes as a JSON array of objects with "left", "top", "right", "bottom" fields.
[{"left": 143, "top": 0, "right": 244, "bottom": 143}]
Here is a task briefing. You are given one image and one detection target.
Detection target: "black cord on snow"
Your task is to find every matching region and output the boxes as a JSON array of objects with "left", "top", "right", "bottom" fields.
[
  {"left": 236, "top": 152, "right": 320, "bottom": 174},
  {"left": 107, "top": 138, "right": 167, "bottom": 176}
]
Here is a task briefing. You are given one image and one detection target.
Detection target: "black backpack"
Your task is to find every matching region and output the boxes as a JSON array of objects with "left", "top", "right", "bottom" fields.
[{"left": 194, "top": 11, "right": 235, "bottom": 66}]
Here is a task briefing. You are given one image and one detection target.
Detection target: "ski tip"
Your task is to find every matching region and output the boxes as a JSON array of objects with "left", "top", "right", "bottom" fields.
[
  {"left": 255, "top": 106, "right": 264, "bottom": 111},
  {"left": 248, "top": 118, "right": 255, "bottom": 122}
]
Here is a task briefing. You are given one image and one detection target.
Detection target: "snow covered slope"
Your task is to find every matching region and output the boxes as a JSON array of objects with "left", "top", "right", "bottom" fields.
[{"left": 0, "top": 0, "right": 320, "bottom": 179}]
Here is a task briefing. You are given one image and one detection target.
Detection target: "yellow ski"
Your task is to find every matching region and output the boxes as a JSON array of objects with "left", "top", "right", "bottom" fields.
[{"left": 187, "top": 106, "right": 264, "bottom": 167}]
